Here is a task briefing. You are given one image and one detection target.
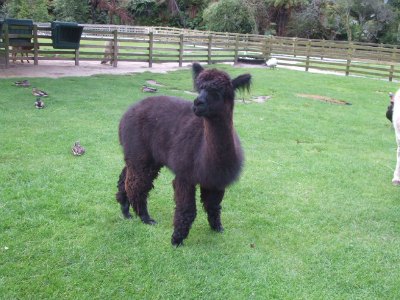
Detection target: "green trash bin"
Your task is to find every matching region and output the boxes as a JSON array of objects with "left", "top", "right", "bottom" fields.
[
  {"left": 51, "top": 21, "right": 83, "bottom": 49},
  {"left": 4, "top": 18, "right": 33, "bottom": 46}
]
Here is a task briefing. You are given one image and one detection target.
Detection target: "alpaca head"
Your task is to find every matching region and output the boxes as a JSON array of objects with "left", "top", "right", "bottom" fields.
[{"left": 192, "top": 63, "right": 251, "bottom": 118}]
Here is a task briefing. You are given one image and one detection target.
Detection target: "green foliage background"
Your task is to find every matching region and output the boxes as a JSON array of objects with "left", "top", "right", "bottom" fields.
[{"left": 1, "top": 0, "right": 400, "bottom": 43}]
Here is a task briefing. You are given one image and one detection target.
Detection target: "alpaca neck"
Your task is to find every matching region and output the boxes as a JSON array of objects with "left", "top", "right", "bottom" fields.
[
  {"left": 196, "top": 114, "right": 242, "bottom": 188},
  {"left": 203, "top": 115, "right": 237, "bottom": 161}
]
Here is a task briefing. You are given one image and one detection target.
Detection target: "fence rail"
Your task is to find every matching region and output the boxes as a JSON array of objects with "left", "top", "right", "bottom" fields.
[{"left": 1, "top": 24, "right": 400, "bottom": 81}]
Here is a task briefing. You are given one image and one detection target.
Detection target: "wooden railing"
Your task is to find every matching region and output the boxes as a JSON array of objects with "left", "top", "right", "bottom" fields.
[
  {"left": 0, "top": 24, "right": 259, "bottom": 68},
  {"left": 262, "top": 36, "right": 400, "bottom": 81},
  {"left": 1, "top": 24, "right": 400, "bottom": 81}
]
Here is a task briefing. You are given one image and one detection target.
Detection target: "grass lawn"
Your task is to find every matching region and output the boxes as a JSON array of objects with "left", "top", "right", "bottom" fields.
[{"left": 1, "top": 65, "right": 400, "bottom": 299}]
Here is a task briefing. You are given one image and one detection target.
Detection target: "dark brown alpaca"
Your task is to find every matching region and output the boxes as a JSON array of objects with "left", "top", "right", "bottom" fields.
[
  {"left": 116, "top": 63, "right": 251, "bottom": 246},
  {"left": 11, "top": 45, "right": 34, "bottom": 63}
]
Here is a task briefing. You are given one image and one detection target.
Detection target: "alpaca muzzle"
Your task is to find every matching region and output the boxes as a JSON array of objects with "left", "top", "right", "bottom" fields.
[{"left": 192, "top": 92, "right": 208, "bottom": 117}]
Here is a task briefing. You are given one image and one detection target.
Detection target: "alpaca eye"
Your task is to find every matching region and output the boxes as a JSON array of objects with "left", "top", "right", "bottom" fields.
[{"left": 209, "top": 91, "right": 223, "bottom": 101}]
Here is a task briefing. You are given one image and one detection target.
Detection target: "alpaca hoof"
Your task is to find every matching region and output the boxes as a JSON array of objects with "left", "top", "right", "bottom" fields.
[
  {"left": 120, "top": 203, "right": 132, "bottom": 219},
  {"left": 122, "top": 212, "right": 132, "bottom": 219},
  {"left": 140, "top": 216, "right": 157, "bottom": 225},
  {"left": 212, "top": 225, "right": 224, "bottom": 233},
  {"left": 171, "top": 237, "right": 184, "bottom": 247},
  {"left": 392, "top": 179, "right": 400, "bottom": 185}
]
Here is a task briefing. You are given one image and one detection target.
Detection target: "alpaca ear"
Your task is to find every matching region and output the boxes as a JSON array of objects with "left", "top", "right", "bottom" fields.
[
  {"left": 232, "top": 74, "right": 251, "bottom": 92},
  {"left": 192, "top": 62, "right": 204, "bottom": 79}
]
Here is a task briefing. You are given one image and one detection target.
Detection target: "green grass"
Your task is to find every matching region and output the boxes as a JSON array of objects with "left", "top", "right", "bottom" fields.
[{"left": 1, "top": 66, "right": 400, "bottom": 299}]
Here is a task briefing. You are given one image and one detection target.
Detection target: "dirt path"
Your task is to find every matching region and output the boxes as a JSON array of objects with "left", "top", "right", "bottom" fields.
[
  {"left": 0, "top": 60, "right": 344, "bottom": 79},
  {"left": 0, "top": 60, "right": 195, "bottom": 78}
]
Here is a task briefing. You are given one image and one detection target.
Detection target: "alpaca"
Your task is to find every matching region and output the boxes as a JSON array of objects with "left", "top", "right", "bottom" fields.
[
  {"left": 101, "top": 40, "right": 119, "bottom": 65},
  {"left": 116, "top": 63, "right": 251, "bottom": 246},
  {"left": 392, "top": 89, "right": 400, "bottom": 185},
  {"left": 11, "top": 45, "right": 33, "bottom": 63}
]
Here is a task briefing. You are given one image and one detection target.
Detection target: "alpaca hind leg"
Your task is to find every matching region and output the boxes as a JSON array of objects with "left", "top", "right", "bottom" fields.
[
  {"left": 116, "top": 166, "right": 132, "bottom": 219},
  {"left": 200, "top": 187, "right": 225, "bottom": 232},
  {"left": 125, "top": 164, "right": 159, "bottom": 224},
  {"left": 171, "top": 178, "right": 197, "bottom": 246},
  {"left": 393, "top": 145, "right": 400, "bottom": 185}
]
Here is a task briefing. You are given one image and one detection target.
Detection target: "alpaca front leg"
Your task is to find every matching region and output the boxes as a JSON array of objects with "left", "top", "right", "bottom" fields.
[
  {"left": 200, "top": 187, "right": 225, "bottom": 232},
  {"left": 393, "top": 145, "right": 400, "bottom": 185},
  {"left": 171, "top": 178, "right": 197, "bottom": 246}
]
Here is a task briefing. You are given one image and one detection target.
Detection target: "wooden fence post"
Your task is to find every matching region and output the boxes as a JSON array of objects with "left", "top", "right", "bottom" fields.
[
  {"left": 264, "top": 36, "right": 273, "bottom": 59},
  {"left": 113, "top": 30, "right": 118, "bottom": 67},
  {"left": 4, "top": 24, "right": 9, "bottom": 69},
  {"left": 179, "top": 33, "right": 183, "bottom": 67},
  {"left": 389, "top": 46, "right": 397, "bottom": 82},
  {"left": 33, "top": 25, "right": 39, "bottom": 65},
  {"left": 379, "top": 43, "right": 384, "bottom": 61},
  {"left": 293, "top": 38, "right": 297, "bottom": 58},
  {"left": 234, "top": 34, "right": 239, "bottom": 63},
  {"left": 345, "top": 43, "right": 353, "bottom": 76},
  {"left": 75, "top": 48, "right": 79, "bottom": 66},
  {"left": 149, "top": 31, "right": 153, "bottom": 68},
  {"left": 305, "top": 40, "right": 311, "bottom": 72},
  {"left": 0, "top": 32, "right": 3, "bottom": 68},
  {"left": 207, "top": 34, "right": 212, "bottom": 65}
]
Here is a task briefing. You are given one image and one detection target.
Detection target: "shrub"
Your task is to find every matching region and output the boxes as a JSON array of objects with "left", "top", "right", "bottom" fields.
[{"left": 202, "top": 0, "right": 256, "bottom": 34}]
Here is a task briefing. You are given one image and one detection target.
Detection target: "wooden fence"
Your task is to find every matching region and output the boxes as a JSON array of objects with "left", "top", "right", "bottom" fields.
[
  {"left": 1, "top": 23, "right": 400, "bottom": 81},
  {"left": 263, "top": 36, "right": 400, "bottom": 81}
]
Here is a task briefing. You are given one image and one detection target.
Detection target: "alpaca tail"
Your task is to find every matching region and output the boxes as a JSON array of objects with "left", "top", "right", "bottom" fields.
[{"left": 116, "top": 166, "right": 132, "bottom": 218}]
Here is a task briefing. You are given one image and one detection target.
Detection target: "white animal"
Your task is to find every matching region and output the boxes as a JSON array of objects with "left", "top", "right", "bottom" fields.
[
  {"left": 266, "top": 57, "right": 278, "bottom": 69},
  {"left": 392, "top": 89, "right": 400, "bottom": 185}
]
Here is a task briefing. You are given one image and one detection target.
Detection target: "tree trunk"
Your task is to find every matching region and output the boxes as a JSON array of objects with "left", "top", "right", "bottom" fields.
[
  {"left": 276, "top": 7, "right": 290, "bottom": 36},
  {"left": 345, "top": 12, "right": 352, "bottom": 41}
]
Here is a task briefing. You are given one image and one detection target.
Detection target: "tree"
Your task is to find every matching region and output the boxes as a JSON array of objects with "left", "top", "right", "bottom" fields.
[
  {"left": 53, "top": 0, "right": 89, "bottom": 23},
  {"left": 2, "top": 0, "right": 51, "bottom": 21},
  {"left": 265, "top": 0, "right": 309, "bottom": 36},
  {"left": 327, "top": 0, "right": 355, "bottom": 41},
  {"left": 176, "top": 0, "right": 210, "bottom": 28},
  {"left": 157, "top": 0, "right": 179, "bottom": 15},
  {"left": 245, "top": 0, "right": 269, "bottom": 34},
  {"left": 97, "top": 0, "right": 133, "bottom": 24},
  {"left": 86, "top": 0, "right": 133, "bottom": 24},
  {"left": 351, "top": 0, "right": 394, "bottom": 42},
  {"left": 202, "top": 0, "right": 257, "bottom": 34},
  {"left": 388, "top": 0, "right": 400, "bottom": 9},
  {"left": 126, "top": 0, "right": 161, "bottom": 25},
  {"left": 287, "top": 0, "right": 332, "bottom": 39},
  {"left": 88, "top": 0, "right": 108, "bottom": 23},
  {"left": 386, "top": 0, "right": 400, "bottom": 43}
]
